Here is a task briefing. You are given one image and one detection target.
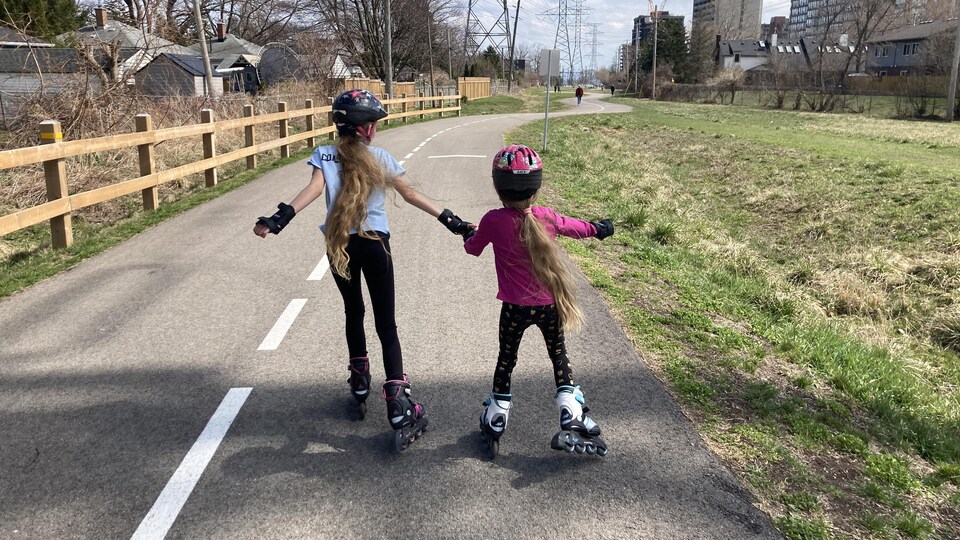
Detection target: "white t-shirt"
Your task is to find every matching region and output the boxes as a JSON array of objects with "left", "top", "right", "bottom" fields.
[{"left": 307, "top": 145, "right": 405, "bottom": 235}]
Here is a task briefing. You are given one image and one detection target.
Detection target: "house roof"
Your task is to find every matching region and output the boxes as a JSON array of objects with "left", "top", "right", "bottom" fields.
[
  {"left": 145, "top": 53, "right": 228, "bottom": 77},
  {"left": 719, "top": 40, "right": 768, "bottom": 57},
  {"left": 215, "top": 54, "right": 259, "bottom": 70},
  {"left": 0, "top": 48, "right": 102, "bottom": 73},
  {"left": 58, "top": 20, "right": 193, "bottom": 55},
  {"left": 190, "top": 34, "right": 262, "bottom": 58},
  {"left": 868, "top": 20, "right": 955, "bottom": 44},
  {"left": 0, "top": 25, "right": 52, "bottom": 47}
]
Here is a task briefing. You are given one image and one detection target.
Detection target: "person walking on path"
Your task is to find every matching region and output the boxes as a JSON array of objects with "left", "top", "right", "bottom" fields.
[
  {"left": 253, "top": 89, "right": 473, "bottom": 453},
  {"left": 463, "top": 144, "right": 615, "bottom": 458},
  {"left": 610, "top": 84, "right": 615, "bottom": 96},
  {"left": 575, "top": 85, "right": 584, "bottom": 105}
]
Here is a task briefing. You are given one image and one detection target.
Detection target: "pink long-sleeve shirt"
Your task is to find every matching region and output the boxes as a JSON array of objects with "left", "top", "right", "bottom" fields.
[{"left": 464, "top": 206, "right": 597, "bottom": 306}]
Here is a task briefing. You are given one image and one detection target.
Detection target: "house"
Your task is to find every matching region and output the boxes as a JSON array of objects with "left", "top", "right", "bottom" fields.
[
  {"left": 134, "top": 53, "right": 229, "bottom": 97},
  {"left": 190, "top": 23, "right": 262, "bottom": 59},
  {"left": 0, "top": 48, "right": 111, "bottom": 118},
  {"left": 0, "top": 25, "right": 52, "bottom": 48},
  {"left": 717, "top": 40, "right": 769, "bottom": 71},
  {"left": 866, "top": 20, "right": 956, "bottom": 77},
  {"left": 56, "top": 7, "right": 193, "bottom": 81},
  {"left": 258, "top": 44, "right": 352, "bottom": 86},
  {"left": 215, "top": 54, "right": 261, "bottom": 93}
]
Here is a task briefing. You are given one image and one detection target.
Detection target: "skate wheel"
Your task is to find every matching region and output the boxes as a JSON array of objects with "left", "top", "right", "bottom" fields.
[
  {"left": 597, "top": 446, "right": 609, "bottom": 457},
  {"left": 487, "top": 438, "right": 499, "bottom": 460},
  {"left": 392, "top": 430, "right": 406, "bottom": 454},
  {"left": 357, "top": 400, "right": 367, "bottom": 419},
  {"left": 585, "top": 445, "right": 596, "bottom": 456}
]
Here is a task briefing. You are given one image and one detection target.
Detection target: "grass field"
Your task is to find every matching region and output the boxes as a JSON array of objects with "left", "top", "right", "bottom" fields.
[
  {"left": 460, "top": 89, "right": 572, "bottom": 115},
  {"left": 508, "top": 99, "right": 960, "bottom": 539}
]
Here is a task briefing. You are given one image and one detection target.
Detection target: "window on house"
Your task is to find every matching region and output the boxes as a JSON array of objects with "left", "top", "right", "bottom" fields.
[
  {"left": 245, "top": 73, "right": 252, "bottom": 81},
  {"left": 882, "top": 46, "right": 889, "bottom": 57},
  {"left": 879, "top": 70, "right": 887, "bottom": 77},
  {"left": 734, "top": 53, "right": 741, "bottom": 62},
  {"left": 903, "top": 43, "right": 910, "bottom": 55},
  {"left": 875, "top": 46, "right": 881, "bottom": 57},
  {"left": 910, "top": 43, "right": 918, "bottom": 55},
  {"left": 900, "top": 70, "right": 908, "bottom": 76}
]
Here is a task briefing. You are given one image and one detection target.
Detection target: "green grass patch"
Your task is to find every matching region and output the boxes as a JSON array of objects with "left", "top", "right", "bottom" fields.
[{"left": 506, "top": 100, "right": 960, "bottom": 538}]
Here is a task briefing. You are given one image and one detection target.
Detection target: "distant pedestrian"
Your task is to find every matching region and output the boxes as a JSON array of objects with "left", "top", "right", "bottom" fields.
[
  {"left": 465, "top": 144, "right": 615, "bottom": 459},
  {"left": 575, "top": 85, "right": 584, "bottom": 105},
  {"left": 610, "top": 84, "right": 615, "bottom": 96}
]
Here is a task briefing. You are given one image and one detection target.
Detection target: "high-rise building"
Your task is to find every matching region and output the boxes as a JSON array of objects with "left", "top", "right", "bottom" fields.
[
  {"left": 789, "top": 0, "right": 847, "bottom": 38},
  {"left": 692, "top": 0, "right": 762, "bottom": 39},
  {"left": 761, "top": 16, "right": 788, "bottom": 40},
  {"left": 632, "top": 11, "right": 686, "bottom": 46}
]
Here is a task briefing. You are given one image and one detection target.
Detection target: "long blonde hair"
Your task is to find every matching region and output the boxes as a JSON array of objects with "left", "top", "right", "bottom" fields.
[
  {"left": 326, "top": 130, "right": 390, "bottom": 279},
  {"left": 502, "top": 196, "right": 584, "bottom": 332}
]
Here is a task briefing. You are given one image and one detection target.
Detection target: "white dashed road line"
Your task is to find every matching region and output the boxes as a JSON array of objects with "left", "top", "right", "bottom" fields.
[
  {"left": 307, "top": 257, "right": 329, "bottom": 281},
  {"left": 131, "top": 388, "right": 252, "bottom": 540},
  {"left": 258, "top": 298, "right": 308, "bottom": 350}
]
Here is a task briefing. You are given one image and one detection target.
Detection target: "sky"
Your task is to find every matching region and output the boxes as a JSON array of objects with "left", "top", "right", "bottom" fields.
[{"left": 468, "top": 0, "right": 793, "bottom": 70}]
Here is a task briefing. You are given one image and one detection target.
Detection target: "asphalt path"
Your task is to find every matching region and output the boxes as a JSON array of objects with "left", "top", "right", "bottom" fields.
[{"left": 0, "top": 92, "right": 780, "bottom": 539}]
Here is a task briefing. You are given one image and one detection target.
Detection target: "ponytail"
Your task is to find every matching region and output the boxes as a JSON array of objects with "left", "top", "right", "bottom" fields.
[
  {"left": 505, "top": 199, "right": 584, "bottom": 332},
  {"left": 326, "top": 131, "right": 390, "bottom": 279}
]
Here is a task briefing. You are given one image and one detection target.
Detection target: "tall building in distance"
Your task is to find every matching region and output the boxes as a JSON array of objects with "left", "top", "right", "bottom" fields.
[
  {"left": 632, "top": 11, "right": 686, "bottom": 46},
  {"left": 761, "top": 16, "right": 788, "bottom": 40},
  {"left": 692, "top": 0, "right": 762, "bottom": 39},
  {"left": 788, "top": 0, "right": 847, "bottom": 38}
]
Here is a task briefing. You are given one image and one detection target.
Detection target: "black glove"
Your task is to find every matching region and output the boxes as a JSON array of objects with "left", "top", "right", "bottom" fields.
[
  {"left": 439, "top": 208, "right": 475, "bottom": 238},
  {"left": 590, "top": 219, "right": 614, "bottom": 240},
  {"left": 257, "top": 202, "right": 296, "bottom": 234}
]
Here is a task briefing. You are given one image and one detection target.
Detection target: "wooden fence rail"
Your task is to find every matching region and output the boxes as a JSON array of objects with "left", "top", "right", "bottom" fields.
[{"left": 0, "top": 93, "right": 462, "bottom": 246}]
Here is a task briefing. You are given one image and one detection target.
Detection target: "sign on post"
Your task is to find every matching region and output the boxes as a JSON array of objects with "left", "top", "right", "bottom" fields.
[{"left": 538, "top": 49, "right": 561, "bottom": 77}]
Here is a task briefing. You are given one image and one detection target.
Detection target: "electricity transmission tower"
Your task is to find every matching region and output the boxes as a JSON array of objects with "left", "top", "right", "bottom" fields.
[
  {"left": 464, "top": 0, "right": 513, "bottom": 73},
  {"left": 586, "top": 22, "right": 602, "bottom": 75},
  {"left": 541, "top": 0, "right": 590, "bottom": 83}
]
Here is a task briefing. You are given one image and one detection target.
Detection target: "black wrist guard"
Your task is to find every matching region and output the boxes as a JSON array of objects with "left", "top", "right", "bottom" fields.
[
  {"left": 439, "top": 208, "right": 473, "bottom": 236},
  {"left": 257, "top": 202, "right": 296, "bottom": 234},
  {"left": 590, "top": 219, "right": 614, "bottom": 240}
]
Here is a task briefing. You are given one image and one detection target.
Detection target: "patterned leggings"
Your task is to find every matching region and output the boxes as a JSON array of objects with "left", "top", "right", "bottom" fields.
[{"left": 492, "top": 302, "right": 574, "bottom": 394}]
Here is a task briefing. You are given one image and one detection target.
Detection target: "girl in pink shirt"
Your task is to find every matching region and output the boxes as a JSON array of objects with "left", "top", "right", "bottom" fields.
[{"left": 464, "top": 144, "right": 614, "bottom": 458}]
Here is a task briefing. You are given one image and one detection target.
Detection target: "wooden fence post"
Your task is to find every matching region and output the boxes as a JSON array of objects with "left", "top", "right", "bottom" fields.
[
  {"left": 201, "top": 109, "right": 217, "bottom": 187},
  {"left": 39, "top": 120, "right": 72, "bottom": 248},
  {"left": 327, "top": 96, "right": 336, "bottom": 141},
  {"left": 244, "top": 104, "right": 256, "bottom": 170},
  {"left": 401, "top": 92, "right": 408, "bottom": 123},
  {"left": 419, "top": 92, "right": 425, "bottom": 120},
  {"left": 384, "top": 93, "right": 391, "bottom": 126},
  {"left": 135, "top": 114, "right": 158, "bottom": 211},
  {"left": 278, "top": 102, "right": 289, "bottom": 158},
  {"left": 305, "top": 99, "right": 315, "bottom": 148},
  {"left": 439, "top": 91, "right": 444, "bottom": 118}
]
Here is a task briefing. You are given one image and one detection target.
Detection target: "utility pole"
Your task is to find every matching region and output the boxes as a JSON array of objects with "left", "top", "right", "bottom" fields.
[
  {"left": 447, "top": 29, "right": 453, "bottom": 80},
  {"left": 508, "top": 0, "right": 521, "bottom": 92},
  {"left": 427, "top": 18, "right": 436, "bottom": 101},
  {"left": 947, "top": 0, "right": 960, "bottom": 121},
  {"left": 192, "top": 0, "right": 215, "bottom": 96},
  {"left": 384, "top": 0, "right": 393, "bottom": 97},
  {"left": 652, "top": 5, "right": 658, "bottom": 100}
]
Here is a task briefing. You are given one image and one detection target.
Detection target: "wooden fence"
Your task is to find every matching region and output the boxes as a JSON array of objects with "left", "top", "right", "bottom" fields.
[
  {"left": 0, "top": 93, "right": 461, "bottom": 247},
  {"left": 457, "top": 77, "right": 491, "bottom": 100},
  {"left": 339, "top": 78, "right": 417, "bottom": 97}
]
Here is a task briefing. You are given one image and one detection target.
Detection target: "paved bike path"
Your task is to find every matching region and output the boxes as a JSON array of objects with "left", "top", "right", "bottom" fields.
[{"left": 0, "top": 93, "right": 780, "bottom": 539}]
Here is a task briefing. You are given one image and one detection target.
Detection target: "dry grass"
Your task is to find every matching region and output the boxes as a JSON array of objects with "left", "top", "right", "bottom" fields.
[{"left": 0, "top": 81, "right": 335, "bottom": 262}]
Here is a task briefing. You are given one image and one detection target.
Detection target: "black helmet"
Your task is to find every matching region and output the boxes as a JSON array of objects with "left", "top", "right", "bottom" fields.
[{"left": 332, "top": 89, "right": 388, "bottom": 127}]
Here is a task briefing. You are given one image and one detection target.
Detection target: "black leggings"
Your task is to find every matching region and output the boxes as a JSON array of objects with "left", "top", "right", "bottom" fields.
[
  {"left": 492, "top": 302, "right": 574, "bottom": 395},
  {"left": 330, "top": 233, "right": 403, "bottom": 381}
]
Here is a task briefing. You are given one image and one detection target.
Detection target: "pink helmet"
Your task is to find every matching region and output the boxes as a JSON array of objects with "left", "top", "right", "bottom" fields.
[{"left": 492, "top": 144, "right": 543, "bottom": 200}]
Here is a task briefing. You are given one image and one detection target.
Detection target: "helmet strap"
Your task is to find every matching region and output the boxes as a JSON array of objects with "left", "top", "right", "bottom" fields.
[{"left": 355, "top": 122, "right": 376, "bottom": 142}]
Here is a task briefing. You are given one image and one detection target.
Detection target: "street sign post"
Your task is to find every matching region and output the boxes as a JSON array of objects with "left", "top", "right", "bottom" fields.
[{"left": 540, "top": 49, "right": 560, "bottom": 151}]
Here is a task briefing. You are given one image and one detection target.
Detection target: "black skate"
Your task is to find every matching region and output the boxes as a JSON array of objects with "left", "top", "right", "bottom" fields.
[
  {"left": 479, "top": 393, "right": 511, "bottom": 459},
  {"left": 347, "top": 357, "right": 371, "bottom": 419},
  {"left": 551, "top": 385, "right": 609, "bottom": 457},
  {"left": 382, "top": 377, "right": 429, "bottom": 454}
]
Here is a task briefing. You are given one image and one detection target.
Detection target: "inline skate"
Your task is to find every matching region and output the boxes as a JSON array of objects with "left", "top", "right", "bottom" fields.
[
  {"left": 382, "top": 376, "right": 429, "bottom": 453},
  {"left": 550, "top": 385, "right": 608, "bottom": 456},
  {"left": 479, "top": 393, "right": 512, "bottom": 459},
  {"left": 347, "top": 356, "right": 371, "bottom": 419}
]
